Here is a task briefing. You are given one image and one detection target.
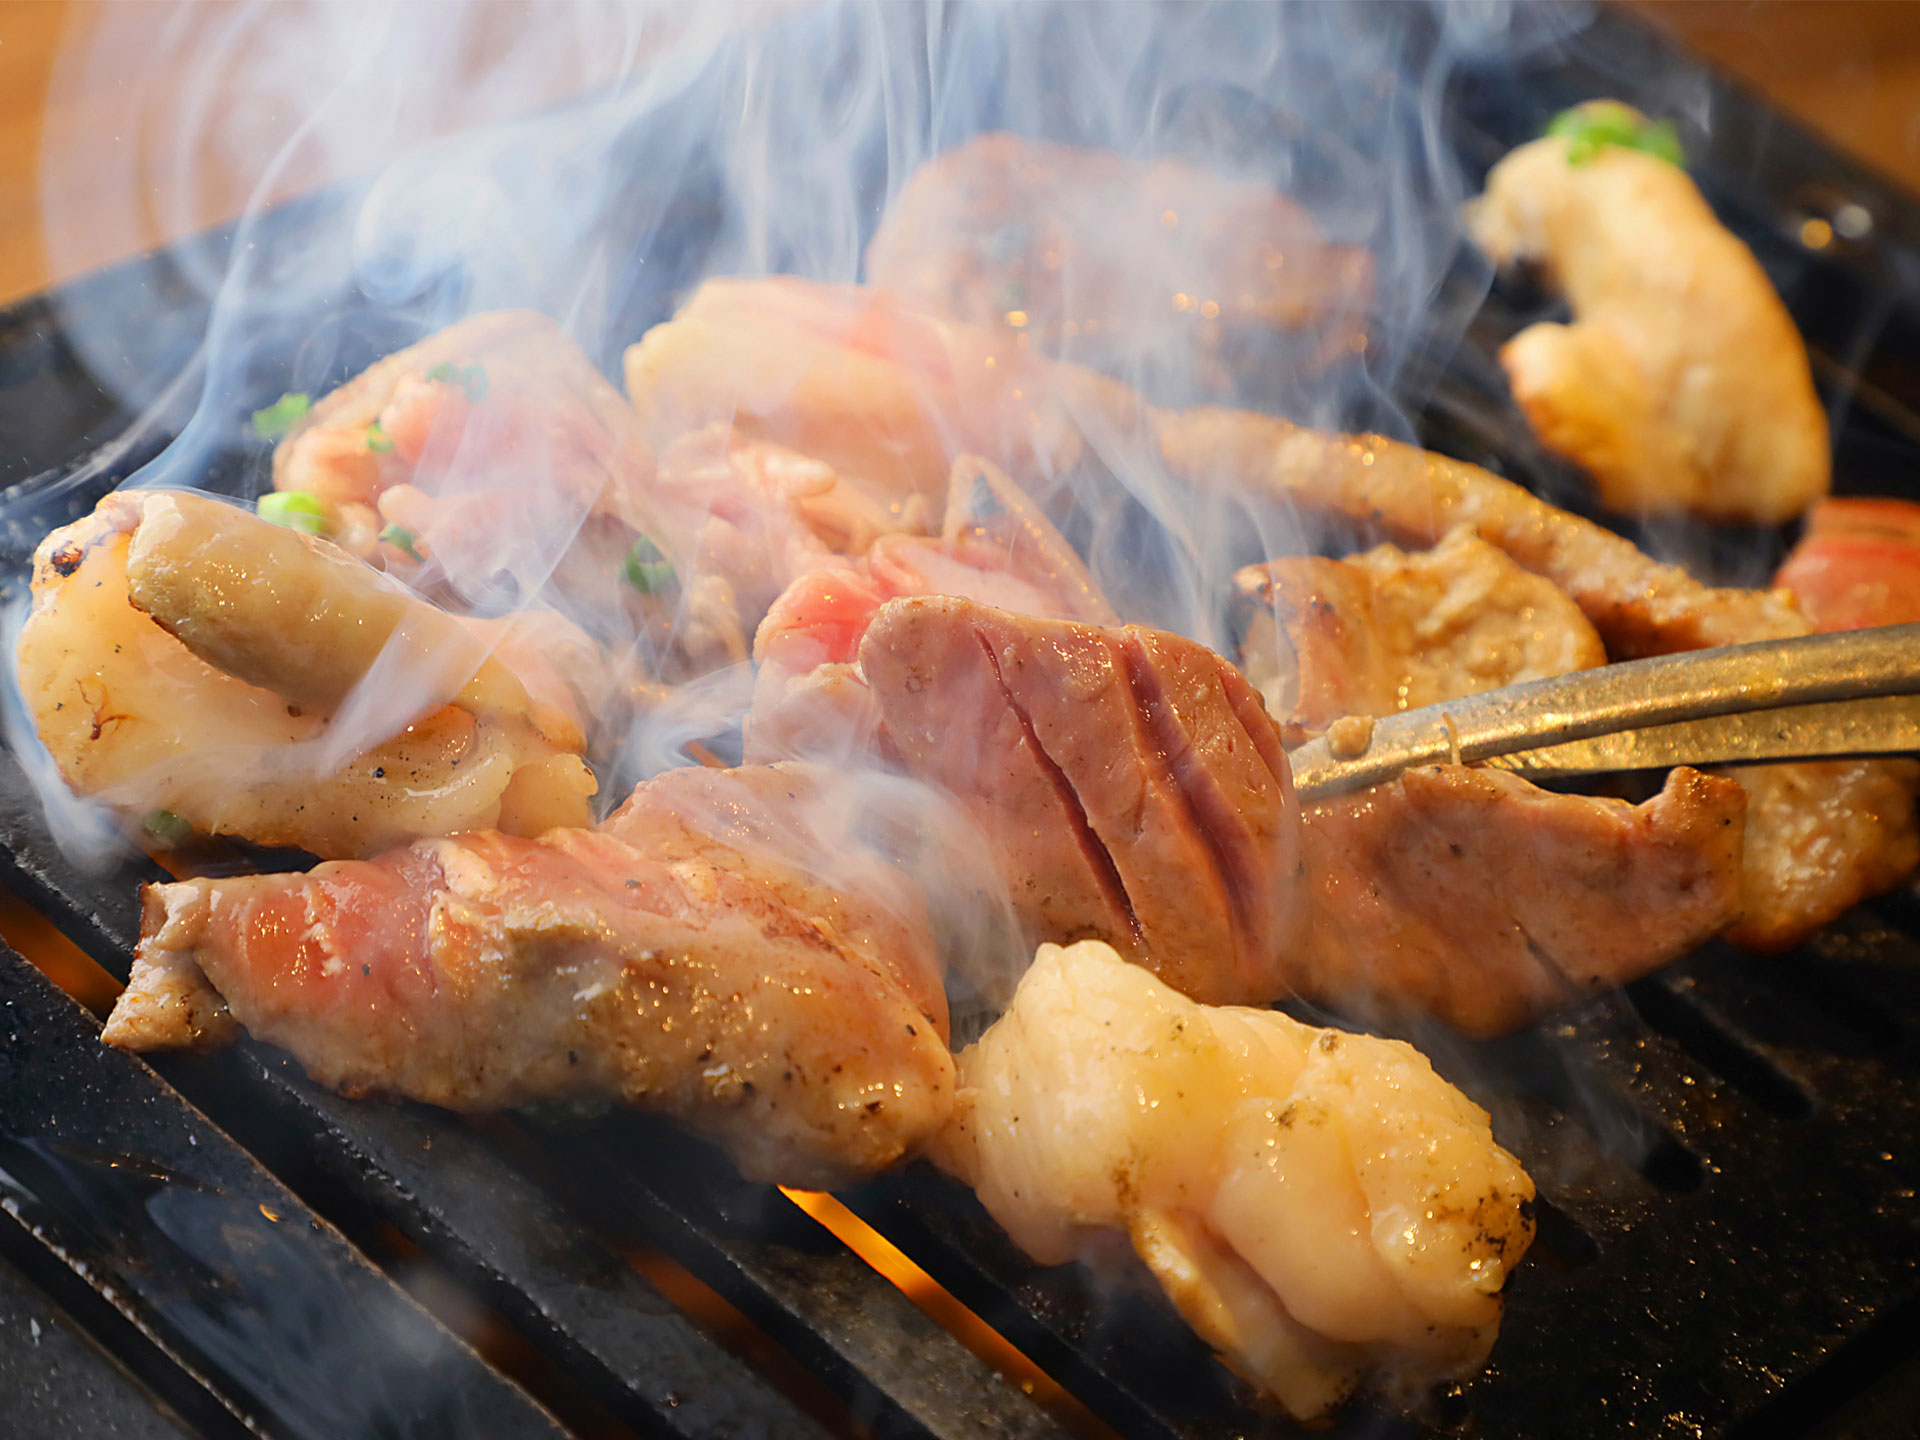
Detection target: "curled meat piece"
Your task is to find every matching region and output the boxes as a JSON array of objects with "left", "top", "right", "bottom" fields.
[
  {"left": 933, "top": 940, "right": 1535, "bottom": 1418},
  {"left": 866, "top": 133, "right": 1372, "bottom": 394},
  {"left": 862, "top": 596, "right": 1745, "bottom": 1031},
  {"left": 1152, "top": 405, "right": 1806, "bottom": 656},
  {"left": 1466, "top": 101, "right": 1828, "bottom": 524},
  {"left": 747, "top": 456, "right": 1115, "bottom": 761},
  {"left": 103, "top": 764, "right": 953, "bottom": 1188},
  {"left": 625, "top": 276, "right": 1087, "bottom": 508},
  {"left": 1234, "top": 526, "right": 1605, "bottom": 742},
  {"left": 16, "top": 490, "right": 593, "bottom": 857}
]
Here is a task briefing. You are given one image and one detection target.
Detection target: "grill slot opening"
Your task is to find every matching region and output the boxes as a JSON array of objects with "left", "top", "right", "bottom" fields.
[
  {"left": 1525, "top": 1198, "right": 1601, "bottom": 1271},
  {"left": 1625, "top": 978, "right": 1815, "bottom": 1120}
]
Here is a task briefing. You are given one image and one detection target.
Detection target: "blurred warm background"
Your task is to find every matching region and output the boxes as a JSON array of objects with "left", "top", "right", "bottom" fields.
[{"left": 3, "top": 1, "right": 1920, "bottom": 306}]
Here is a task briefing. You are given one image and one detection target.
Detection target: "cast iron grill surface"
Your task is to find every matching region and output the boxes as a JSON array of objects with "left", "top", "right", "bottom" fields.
[{"left": 7, "top": 5, "right": 1920, "bottom": 1438}]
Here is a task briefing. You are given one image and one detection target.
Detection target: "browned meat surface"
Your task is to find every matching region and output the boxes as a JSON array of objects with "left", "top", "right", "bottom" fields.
[
  {"left": 1152, "top": 403, "right": 1920, "bottom": 953},
  {"left": 865, "top": 133, "right": 1372, "bottom": 390},
  {"left": 1300, "top": 766, "right": 1746, "bottom": 1035},
  {"left": 1235, "top": 526, "right": 1605, "bottom": 741},
  {"left": 1152, "top": 405, "right": 1806, "bottom": 656},
  {"left": 859, "top": 595, "right": 1305, "bottom": 1005},
  {"left": 860, "top": 596, "right": 1745, "bottom": 1031},
  {"left": 104, "top": 764, "right": 953, "bottom": 1188},
  {"left": 1722, "top": 759, "right": 1920, "bottom": 953}
]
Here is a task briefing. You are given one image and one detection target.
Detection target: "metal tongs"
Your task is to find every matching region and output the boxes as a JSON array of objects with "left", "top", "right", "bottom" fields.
[{"left": 1289, "top": 622, "right": 1920, "bottom": 801}]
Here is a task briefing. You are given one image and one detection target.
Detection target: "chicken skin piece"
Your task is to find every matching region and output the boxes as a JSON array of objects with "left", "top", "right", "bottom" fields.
[
  {"left": 103, "top": 764, "right": 953, "bottom": 1188},
  {"left": 933, "top": 940, "right": 1535, "bottom": 1419},
  {"left": 1235, "top": 526, "right": 1606, "bottom": 742},
  {"left": 860, "top": 596, "right": 1745, "bottom": 1032},
  {"left": 1467, "top": 102, "right": 1828, "bottom": 524},
  {"left": 16, "top": 489, "right": 593, "bottom": 857}
]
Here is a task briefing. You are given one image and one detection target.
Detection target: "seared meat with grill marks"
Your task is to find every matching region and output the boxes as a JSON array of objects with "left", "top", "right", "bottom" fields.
[
  {"left": 860, "top": 595, "right": 1745, "bottom": 1031},
  {"left": 934, "top": 940, "right": 1535, "bottom": 1418},
  {"left": 860, "top": 594, "right": 1305, "bottom": 1007},
  {"left": 1235, "top": 526, "right": 1605, "bottom": 742},
  {"left": 104, "top": 764, "right": 953, "bottom": 1188},
  {"left": 866, "top": 133, "right": 1372, "bottom": 393}
]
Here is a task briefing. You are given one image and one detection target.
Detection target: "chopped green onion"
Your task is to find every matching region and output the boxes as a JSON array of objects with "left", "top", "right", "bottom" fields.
[
  {"left": 425, "top": 361, "right": 488, "bottom": 401},
  {"left": 379, "top": 522, "right": 423, "bottom": 561},
  {"left": 256, "top": 490, "right": 329, "bottom": 536},
  {"left": 365, "top": 420, "right": 395, "bottom": 453},
  {"left": 143, "top": 809, "right": 192, "bottom": 848},
  {"left": 623, "top": 535, "right": 676, "bottom": 594},
  {"left": 1546, "top": 101, "right": 1683, "bottom": 168},
  {"left": 250, "top": 391, "right": 310, "bottom": 439}
]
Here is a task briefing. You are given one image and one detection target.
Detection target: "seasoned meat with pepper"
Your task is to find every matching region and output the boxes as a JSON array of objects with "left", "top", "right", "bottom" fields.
[
  {"left": 104, "top": 764, "right": 953, "bottom": 1188},
  {"left": 934, "top": 939, "right": 1535, "bottom": 1418}
]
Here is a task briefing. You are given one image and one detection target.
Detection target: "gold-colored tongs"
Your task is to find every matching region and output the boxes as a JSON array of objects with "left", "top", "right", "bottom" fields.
[{"left": 1288, "top": 621, "right": 1920, "bottom": 802}]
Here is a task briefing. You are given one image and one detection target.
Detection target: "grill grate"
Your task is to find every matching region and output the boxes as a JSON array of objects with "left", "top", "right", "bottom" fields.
[{"left": 8, "top": 5, "right": 1920, "bottom": 1438}]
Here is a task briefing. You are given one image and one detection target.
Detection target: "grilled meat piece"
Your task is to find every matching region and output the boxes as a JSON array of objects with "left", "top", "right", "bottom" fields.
[
  {"left": 1300, "top": 765, "right": 1745, "bottom": 1035},
  {"left": 16, "top": 490, "right": 594, "bottom": 857},
  {"left": 104, "top": 764, "right": 953, "bottom": 1188},
  {"left": 866, "top": 133, "right": 1372, "bottom": 394},
  {"left": 1235, "top": 526, "right": 1605, "bottom": 742},
  {"left": 861, "top": 595, "right": 1304, "bottom": 1006},
  {"left": 933, "top": 940, "right": 1535, "bottom": 1419},
  {"left": 1151, "top": 404, "right": 1920, "bottom": 952},
  {"left": 1151, "top": 404, "right": 1805, "bottom": 657},
  {"left": 1776, "top": 497, "right": 1920, "bottom": 632},
  {"left": 1466, "top": 102, "right": 1828, "bottom": 524},
  {"left": 748, "top": 456, "right": 1115, "bottom": 762},
  {"left": 860, "top": 596, "right": 1743, "bottom": 1031}
]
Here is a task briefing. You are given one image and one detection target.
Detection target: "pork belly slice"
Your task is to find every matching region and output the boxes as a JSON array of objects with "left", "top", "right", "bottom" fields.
[
  {"left": 104, "top": 764, "right": 953, "bottom": 1188},
  {"left": 860, "top": 595, "right": 1304, "bottom": 1005},
  {"left": 1300, "top": 765, "right": 1745, "bottom": 1035},
  {"left": 934, "top": 940, "right": 1534, "bottom": 1419},
  {"left": 861, "top": 596, "right": 1745, "bottom": 1031}
]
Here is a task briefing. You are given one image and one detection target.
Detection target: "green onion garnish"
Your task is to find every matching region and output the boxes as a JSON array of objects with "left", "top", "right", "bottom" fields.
[
  {"left": 250, "top": 391, "right": 310, "bottom": 439},
  {"left": 365, "top": 420, "right": 395, "bottom": 453},
  {"left": 426, "top": 361, "right": 488, "bottom": 402},
  {"left": 1546, "top": 101, "right": 1683, "bottom": 168},
  {"left": 256, "top": 490, "right": 329, "bottom": 536},
  {"left": 143, "top": 809, "right": 193, "bottom": 847},
  {"left": 379, "top": 522, "right": 422, "bottom": 561},
  {"left": 623, "top": 535, "right": 676, "bottom": 594}
]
